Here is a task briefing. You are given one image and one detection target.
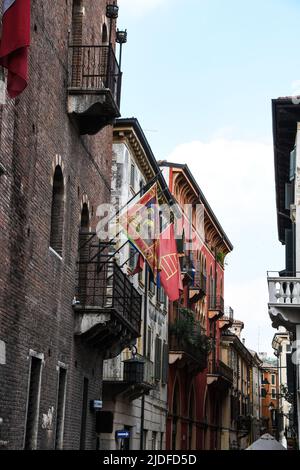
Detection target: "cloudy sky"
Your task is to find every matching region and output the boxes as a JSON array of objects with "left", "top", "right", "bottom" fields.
[{"left": 117, "top": 0, "right": 300, "bottom": 354}]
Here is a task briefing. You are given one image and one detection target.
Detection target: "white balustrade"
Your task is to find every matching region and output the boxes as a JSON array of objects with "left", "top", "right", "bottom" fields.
[{"left": 268, "top": 275, "right": 300, "bottom": 305}]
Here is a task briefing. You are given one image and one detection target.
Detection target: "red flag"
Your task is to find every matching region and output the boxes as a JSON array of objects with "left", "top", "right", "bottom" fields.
[
  {"left": 119, "top": 184, "right": 160, "bottom": 279},
  {"left": 159, "top": 224, "right": 182, "bottom": 301},
  {"left": 0, "top": 0, "right": 31, "bottom": 98},
  {"left": 130, "top": 254, "right": 144, "bottom": 276}
]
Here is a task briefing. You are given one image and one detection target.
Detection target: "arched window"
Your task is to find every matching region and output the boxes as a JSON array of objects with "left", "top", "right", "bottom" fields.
[
  {"left": 102, "top": 23, "right": 108, "bottom": 44},
  {"left": 80, "top": 203, "right": 89, "bottom": 231},
  {"left": 50, "top": 166, "right": 64, "bottom": 256},
  {"left": 209, "top": 266, "right": 214, "bottom": 308}
]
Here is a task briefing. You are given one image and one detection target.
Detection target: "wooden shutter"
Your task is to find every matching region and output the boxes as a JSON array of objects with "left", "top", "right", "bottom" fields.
[
  {"left": 161, "top": 343, "right": 169, "bottom": 384},
  {"left": 154, "top": 337, "right": 162, "bottom": 381}
]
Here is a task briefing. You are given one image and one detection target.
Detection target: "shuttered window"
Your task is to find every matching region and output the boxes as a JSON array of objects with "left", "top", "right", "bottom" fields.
[
  {"left": 130, "top": 163, "right": 135, "bottom": 188},
  {"left": 154, "top": 337, "right": 162, "bottom": 381},
  {"left": 161, "top": 342, "right": 169, "bottom": 384},
  {"left": 147, "top": 327, "right": 152, "bottom": 360}
]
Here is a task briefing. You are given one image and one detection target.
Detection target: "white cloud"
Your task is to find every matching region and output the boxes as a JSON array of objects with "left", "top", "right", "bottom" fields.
[
  {"left": 167, "top": 138, "right": 274, "bottom": 235},
  {"left": 166, "top": 137, "right": 282, "bottom": 355},
  {"left": 226, "top": 277, "right": 275, "bottom": 355},
  {"left": 118, "top": 0, "right": 168, "bottom": 16}
]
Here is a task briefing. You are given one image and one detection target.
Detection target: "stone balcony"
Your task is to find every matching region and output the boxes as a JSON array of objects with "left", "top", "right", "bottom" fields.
[{"left": 267, "top": 272, "right": 300, "bottom": 331}]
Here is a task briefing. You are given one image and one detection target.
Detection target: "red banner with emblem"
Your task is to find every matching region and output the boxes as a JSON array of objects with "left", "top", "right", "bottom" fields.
[{"left": 118, "top": 183, "right": 160, "bottom": 279}]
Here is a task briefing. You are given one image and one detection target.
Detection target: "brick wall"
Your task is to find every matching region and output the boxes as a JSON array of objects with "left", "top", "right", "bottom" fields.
[{"left": 0, "top": 0, "right": 118, "bottom": 449}]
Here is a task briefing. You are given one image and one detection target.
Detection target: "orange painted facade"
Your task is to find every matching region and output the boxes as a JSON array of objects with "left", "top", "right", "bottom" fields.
[{"left": 260, "top": 365, "right": 279, "bottom": 436}]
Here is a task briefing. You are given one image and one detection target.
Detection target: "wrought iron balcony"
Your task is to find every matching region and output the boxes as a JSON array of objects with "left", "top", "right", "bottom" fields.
[
  {"left": 208, "top": 295, "right": 224, "bottom": 320},
  {"left": 207, "top": 359, "right": 233, "bottom": 390},
  {"left": 73, "top": 233, "right": 142, "bottom": 359},
  {"left": 267, "top": 272, "right": 300, "bottom": 331},
  {"left": 219, "top": 306, "right": 234, "bottom": 330},
  {"left": 169, "top": 307, "right": 209, "bottom": 373},
  {"left": 67, "top": 45, "right": 122, "bottom": 135},
  {"left": 189, "top": 272, "right": 207, "bottom": 303},
  {"left": 102, "top": 352, "right": 155, "bottom": 401}
]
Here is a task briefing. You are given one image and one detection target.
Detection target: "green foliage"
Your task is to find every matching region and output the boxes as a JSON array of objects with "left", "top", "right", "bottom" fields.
[
  {"left": 216, "top": 251, "right": 226, "bottom": 266},
  {"left": 170, "top": 307, "right": 211, "bottom": 355}
]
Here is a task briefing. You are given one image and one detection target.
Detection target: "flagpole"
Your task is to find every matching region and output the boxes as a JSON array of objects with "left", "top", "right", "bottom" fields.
[
  {"left": 100, "top": 169, "right": 174, "bottom": 260},
  {"left": 97, "top": 170, "right": 165, "bottom": 257}
]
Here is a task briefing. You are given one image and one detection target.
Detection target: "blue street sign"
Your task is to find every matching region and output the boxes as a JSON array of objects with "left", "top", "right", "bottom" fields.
[{"left": 115, "top": 430, "right": 130, "bottom": 439}]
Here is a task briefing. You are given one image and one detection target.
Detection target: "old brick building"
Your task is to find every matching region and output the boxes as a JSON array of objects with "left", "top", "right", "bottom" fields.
[{"left": 0, "top": 1, "right": 138, "bottom": 449}]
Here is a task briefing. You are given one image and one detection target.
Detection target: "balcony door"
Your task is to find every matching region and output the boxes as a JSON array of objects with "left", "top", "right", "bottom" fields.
[{"left": 78, "top": 203, "right": 90, "bottom": 305}]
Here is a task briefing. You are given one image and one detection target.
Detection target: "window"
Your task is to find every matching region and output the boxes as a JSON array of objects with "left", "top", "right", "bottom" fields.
[
  {"left": 161, "top": 342, "right": 168, "bottom": 385},
  {"left": 160, "top": 432, "right": 164, "bottom": 450},
  {"left": 102, "top": 23, "right": 108, "bottom": 44},
  {"left": 152, "top": 431, "right": 158, "bottom": 450},
  {"left": 272, "top": 388, "right": 276, "bottom": 399},
  {"left": 149, "top": 271, "right": 155, "bottom": 296},
  {"left": 147, "top": 327, "right": 152, "bottom": 360},
  {"left": 24, "top": 355, "right": 43, "bottom": 449},
  {"left": 154, "top": 336, "right": 162, "bottom": 381},
  {"left": 129, "top": 244, "right": 137, "bottom": 272},
  {"left": 50, "top": 166, "right": 64, "bottom": 256},
  {"left": 55, "top": 367, "right": 67, "bottom": 450},
  {"left": 130, "top": 163, "right": 135, "bottom": 188},
  {"left": 143, "top": 430, "right": 148, "bottom": 450},
  {"left": 271, "top": 374, "right": 275, "bottom": 385},
  {"left": 80, "top": 378, "right": 89, "bottom": 450}
]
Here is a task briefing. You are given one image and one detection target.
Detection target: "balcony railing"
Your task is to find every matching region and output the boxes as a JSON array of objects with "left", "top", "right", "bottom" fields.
[
  {"left": 75, "top": 233, "right": 141, "bottom": 337},
  {"left": 208, "top": 359, "right": 234, "bottom": 383},
  {"left": 268, "top": 272, "right": 300, "bottom": 305},
  {"left": 103, "top": 352, "right": 154, "bottom": 387},
  {"left": 208, "top": 295, "right": 224, "bottom": 313},
  {"left": 169, "top": 307, "right": 209, "bottom": 370},
  {"left": 193, "top": 272, "right": 207, "bottom": 293},
  {"left": 69, "top": 45, "right": 121, "bottom": 107},
  {"left": 223, "top": 306, "right": 234, "bottom": 321}
]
